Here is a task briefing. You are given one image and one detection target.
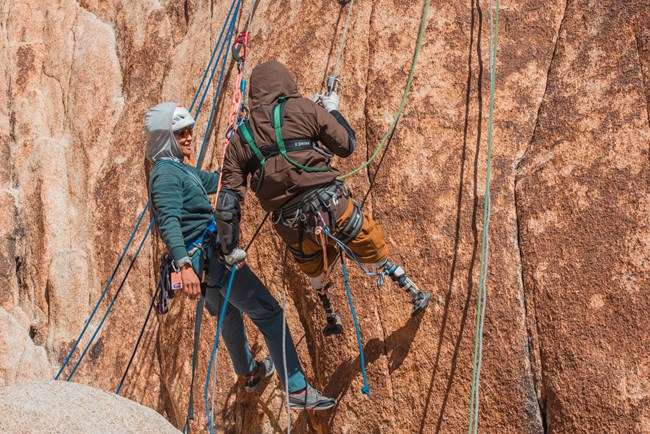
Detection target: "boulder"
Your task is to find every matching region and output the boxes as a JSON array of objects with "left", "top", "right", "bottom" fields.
[
  {"left": 0, "top": 381, "right": 181, "bottom": 434},
  {"left": 0, "top": 308, "right": 50, "bottom": 387}
]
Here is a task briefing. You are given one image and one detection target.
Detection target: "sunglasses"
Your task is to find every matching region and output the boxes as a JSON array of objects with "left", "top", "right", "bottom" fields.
[{"left": 173, "top": 126, "right": 193, "bottom": 138}]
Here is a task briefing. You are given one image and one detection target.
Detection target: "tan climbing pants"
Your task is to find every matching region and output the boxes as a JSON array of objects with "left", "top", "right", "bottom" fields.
[{"left": 289, "top": 199, "right": 389, "bottom": 277}]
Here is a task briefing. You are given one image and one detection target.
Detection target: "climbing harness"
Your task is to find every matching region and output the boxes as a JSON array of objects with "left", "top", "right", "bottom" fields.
[
  {"left": 468, "top": 1, "right": 499, "bottom": 433},
  {"left": 272, "top": 181, "right": 362, "bottom": 335}
]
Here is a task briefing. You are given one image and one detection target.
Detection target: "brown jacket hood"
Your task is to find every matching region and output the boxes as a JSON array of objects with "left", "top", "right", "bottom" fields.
[{"left": 249, "top": 61, "right": 301, "bottom": 108}]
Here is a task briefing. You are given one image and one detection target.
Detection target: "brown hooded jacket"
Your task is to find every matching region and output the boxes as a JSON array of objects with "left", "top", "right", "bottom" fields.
[{"left": 220, "top": 60, "right": 354, "bottom": 212}]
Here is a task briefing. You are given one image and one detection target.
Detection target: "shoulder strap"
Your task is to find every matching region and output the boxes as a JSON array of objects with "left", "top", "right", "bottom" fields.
[
  {"left": 238, "top": 121, "right": 265, "bottom": 195},
  {"left": 272, "top": 98, "right": 331, "bottom": 173}
]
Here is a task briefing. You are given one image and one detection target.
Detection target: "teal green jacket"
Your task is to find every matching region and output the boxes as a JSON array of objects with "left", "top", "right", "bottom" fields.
[{"left": 149, "top": 160, "right": 220, "bottom": 265}]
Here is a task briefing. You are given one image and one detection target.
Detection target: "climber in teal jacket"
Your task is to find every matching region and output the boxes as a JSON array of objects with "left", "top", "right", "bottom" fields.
[{"left": 145, "top": 102, "right": 335, "bottom": 410}]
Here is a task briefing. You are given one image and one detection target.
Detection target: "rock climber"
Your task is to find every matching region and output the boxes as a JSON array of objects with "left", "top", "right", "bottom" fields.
[
  {"left": 214, "top": 61, "right": 432, "bottom": 335},
  {"left": 145, "top": 102, "right": 336, "bottom": 410}
]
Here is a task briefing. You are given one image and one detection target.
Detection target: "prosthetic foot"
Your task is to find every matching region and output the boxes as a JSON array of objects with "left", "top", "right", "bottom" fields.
[
  {"left": 317, "top": 283, "right": 343, "bottom": 336},
  {"left": 323, "top": 314, "right": 343, "bottom": 337},
  {"left": 381, "top": 261, "right": 432, "bottom": 316}
]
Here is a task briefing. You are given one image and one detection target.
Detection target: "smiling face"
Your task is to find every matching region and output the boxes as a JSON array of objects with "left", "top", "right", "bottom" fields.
[{"left": 173, "top": 126, "right": 194, "bottom": 159}]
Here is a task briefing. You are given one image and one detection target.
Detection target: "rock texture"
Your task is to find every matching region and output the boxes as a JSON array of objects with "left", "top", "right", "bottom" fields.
[
  {"left": 0, "top": 381, "right": 181, "bottom": 433},
  {"left": 0, "top": 0, "right": 648, "bottom": 433},
  {"left": 0, "top": 308, "right": 51, "bottom": 387}
]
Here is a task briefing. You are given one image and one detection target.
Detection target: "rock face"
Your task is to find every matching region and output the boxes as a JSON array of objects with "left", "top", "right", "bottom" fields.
[
  {"left": 1, "top": 0, "right": 648, "bottom": 433},
  {"left": 0, "top": 381, "right": 181, "bottom": 434}
]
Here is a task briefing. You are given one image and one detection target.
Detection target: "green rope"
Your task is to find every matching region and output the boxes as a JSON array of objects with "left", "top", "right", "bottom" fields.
[
  {"left": 337, "top": 0, "right": 430, "bottom": 180},
  {"left": 468, "top": 1, "right": 499, "bottom": 433}
]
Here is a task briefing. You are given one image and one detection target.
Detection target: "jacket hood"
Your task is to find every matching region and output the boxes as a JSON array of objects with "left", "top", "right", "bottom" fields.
[
  {"left": 145, "top": 102, "right": 188, "bottom": 164},
  {"left": 249, "top": 61, "right": 302, "bottom": 108}
]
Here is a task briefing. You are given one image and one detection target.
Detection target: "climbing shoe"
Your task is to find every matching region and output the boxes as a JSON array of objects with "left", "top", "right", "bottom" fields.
[
  {"left": 323, "top": 314, "right": 343, "bottom": 337},
  {"left": 244, "top": 356, "right": 275, "bottom": 392},
  {"left": 288, "top": 384, "right": 336, "bottom": 411}
]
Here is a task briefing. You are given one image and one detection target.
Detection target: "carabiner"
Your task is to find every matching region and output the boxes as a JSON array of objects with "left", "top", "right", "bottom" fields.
[{"left": 231, "top": 32, "right": 250, "bottom": 64}]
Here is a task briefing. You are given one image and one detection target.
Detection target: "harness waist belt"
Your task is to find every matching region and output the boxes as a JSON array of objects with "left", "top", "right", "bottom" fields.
[
  {"left": 186, "top": 219, "right": 217, "bottom": 256},
  {"left": 274, "top": 181, "right": 345, "bottom": 222},
  {"left": 246, "top": 139, "right": 322, "bottom": 174}
]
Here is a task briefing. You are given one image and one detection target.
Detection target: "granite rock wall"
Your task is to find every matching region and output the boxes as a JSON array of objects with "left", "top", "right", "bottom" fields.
[{"left": 1, "top": 0, "right": 648, "bottom": 432}]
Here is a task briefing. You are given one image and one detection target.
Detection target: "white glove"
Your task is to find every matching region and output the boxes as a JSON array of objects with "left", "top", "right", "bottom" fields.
[
  {"left": 224, "top": 247, "right": 247, "bottom": 266},
  {"left": 321, "top": 92, "right": 340, "bottom": 112}
]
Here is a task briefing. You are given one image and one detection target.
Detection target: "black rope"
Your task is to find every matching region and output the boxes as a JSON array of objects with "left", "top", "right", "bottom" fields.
[
  {"left": 244, "top": 211, "right": 270, "bottom": 251},
  {"left": 115, "top": 281, "right": 162, "bottom": 394},
  {"left": 360, "top": 127, "right": 398, "bottom": 208},
  {"left": 183, "top": 296, "right": 206, "bottom": 434}
]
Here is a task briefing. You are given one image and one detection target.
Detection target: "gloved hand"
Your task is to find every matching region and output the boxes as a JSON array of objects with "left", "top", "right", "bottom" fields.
[
  {"left": 321, "top": 92, "right": 340, "bottom": 112},
  {"left": 224, "top": 247, "right": 247, "bottom": 270}
]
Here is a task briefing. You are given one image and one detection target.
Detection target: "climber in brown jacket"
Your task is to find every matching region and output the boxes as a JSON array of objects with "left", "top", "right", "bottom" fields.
[{"left": 215, "top": 60, "right": 431, "bottom": 333}]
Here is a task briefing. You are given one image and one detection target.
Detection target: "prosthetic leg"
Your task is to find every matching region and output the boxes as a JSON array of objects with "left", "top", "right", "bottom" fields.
[
  {"left": 373, "top": 259, "right": 432, "bottom": 316},
  {"left": 311, "top": 275, "right": 343, "bottom": 337}
]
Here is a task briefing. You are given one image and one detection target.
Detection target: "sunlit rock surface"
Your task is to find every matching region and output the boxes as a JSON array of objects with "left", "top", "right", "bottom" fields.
[{"left": 1, "top": 0, "right": 648, "bottom": 432}]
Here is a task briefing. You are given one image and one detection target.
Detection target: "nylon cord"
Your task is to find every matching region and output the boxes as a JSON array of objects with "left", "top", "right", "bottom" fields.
[
  {"left": 205, "top": 267, "right": 237, "bottom": 434},
  {"left": 281, "top": 247, "right": 291, "bottom": 433},
  {"left": 329, "top": 0, "right": 355, "bottom": 92},
  {"left": 115, "top": 281, "right": 161, "bottom": 394},
  {"left": 468, "top": 0, "right": 499, "bottom": 432},
  {"left": 338, "top": 0, "right": 429, "bottom": 180}
]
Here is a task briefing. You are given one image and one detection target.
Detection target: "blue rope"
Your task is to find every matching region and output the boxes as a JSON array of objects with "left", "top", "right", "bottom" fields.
[
  {"left": 115, "top": 280, "right": 161, "bottom": 394},
  {"left": 196, "top": 0, "right": 242, "bottom": 166},
  {"left": 204, "top": 267, "right": 237, "bottom": 434},
  {"left": 321, "top": 226, "right": 382, "bottom": 282},
  {"left": 55, "top": 202, "right": 149, "bottom": 380},
  {"left": 190, "top": 0, "right": 239, "bottom": 117},
  {"left": 340, "top": 254, "right": 371, "bottom": 396},
  {"left": 66, "top": 219, "right": 155, "bottom": 381},
  {"left": 189, "top": 0, "right": 238, "bottom": 114},
  {"left": 56, "top": 0, "right": 241, "bottom": 381}
]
